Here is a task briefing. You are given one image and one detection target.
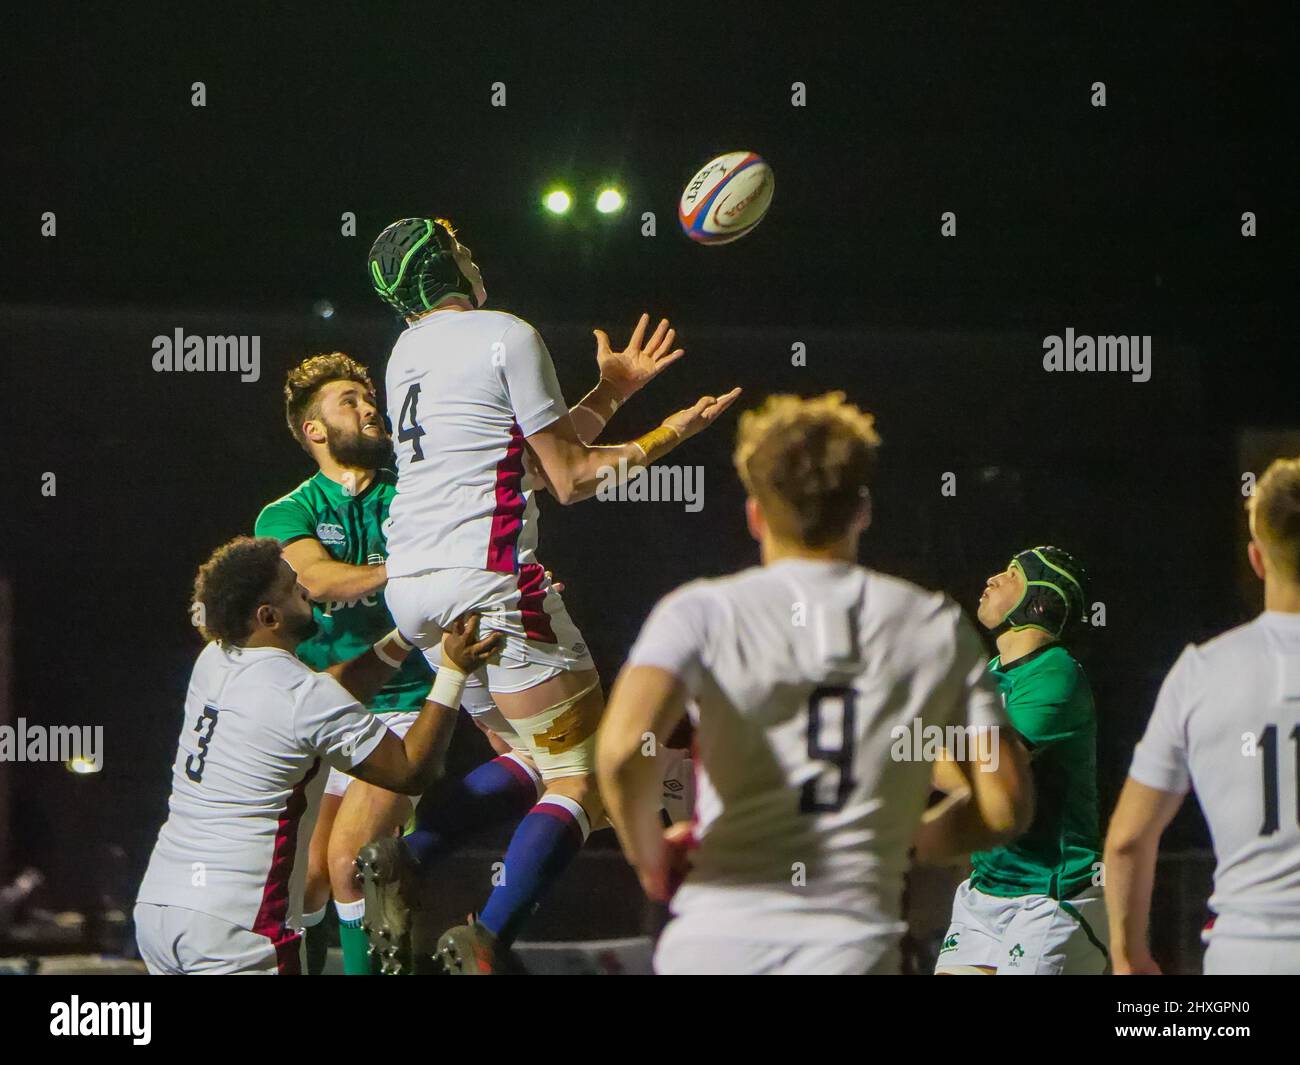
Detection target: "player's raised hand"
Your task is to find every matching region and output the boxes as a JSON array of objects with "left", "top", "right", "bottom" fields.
[
  {"left": 594, "top": 312, "right": 685, "bottom": 400},
  {"left": 441, "top": 613, "right": 502, "bottom": 672},
  {"left": 661, "top": 387, "right": 743, "bottom": 443}
]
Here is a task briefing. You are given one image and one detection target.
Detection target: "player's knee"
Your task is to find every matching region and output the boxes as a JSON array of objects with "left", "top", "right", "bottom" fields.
[
  {"left": 545, "top": 770, "right": 596, "bottom": 803},
  {"left": 545, "top": 772, "right": 605, "bottom": 828},
  {"left": 328, "top": 821, "right": 380, "bottom": 895},
  {"left": 327, "top": 841, "right": 364, "bottom": 897}
]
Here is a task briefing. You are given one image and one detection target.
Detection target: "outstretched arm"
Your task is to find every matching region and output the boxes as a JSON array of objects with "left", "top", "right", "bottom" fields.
[{"left": 527, "top": 388, "right": 741, "bottom": 505}]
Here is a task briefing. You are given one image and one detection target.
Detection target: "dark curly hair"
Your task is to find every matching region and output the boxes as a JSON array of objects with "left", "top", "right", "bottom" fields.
[
  {"left": 283, "top": 352, "right": 374, "bottom": 453},
  {"left": 192, "top": 537, "right": 286, "bottom": 647}
]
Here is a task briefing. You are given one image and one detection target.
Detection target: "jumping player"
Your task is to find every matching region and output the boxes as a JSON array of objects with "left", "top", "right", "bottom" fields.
[
  {"left": 134, "top": 537, "right": 499, "bottom": 974},
  {"left": 361, "top": 216, "right": 739, "bottom": 973},
  {"left": 597, "top": 392, "right": 1032, "bottom": 975},
  {"left": 934, "top": 546, "right": 1106, "bottom": 975},
  {"left": 1106, "top": 456, "right": 1300, "bottom": 974}
]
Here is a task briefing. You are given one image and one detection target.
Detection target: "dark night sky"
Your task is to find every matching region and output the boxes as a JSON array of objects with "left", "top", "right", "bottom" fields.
[{"left": 2, "top": 4, "right": 1296, "bottom": 900}]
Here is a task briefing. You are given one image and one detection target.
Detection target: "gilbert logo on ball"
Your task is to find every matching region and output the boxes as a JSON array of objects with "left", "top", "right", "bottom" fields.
[{"left": 678, "top": 151, "right": 774, "bottom": 244}]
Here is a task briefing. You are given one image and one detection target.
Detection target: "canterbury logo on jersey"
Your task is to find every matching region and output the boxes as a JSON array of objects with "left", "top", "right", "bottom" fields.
[{"left": 317, "top": 522, "right": 346, "bottom": 546}]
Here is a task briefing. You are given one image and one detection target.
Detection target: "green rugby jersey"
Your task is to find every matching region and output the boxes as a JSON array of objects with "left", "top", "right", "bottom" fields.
[
  {"left": 254, "top": 469, "right": 431, "bottom": 714},
  {"left": 969, "top": 643, "right": 1100, "bottom": 900}
]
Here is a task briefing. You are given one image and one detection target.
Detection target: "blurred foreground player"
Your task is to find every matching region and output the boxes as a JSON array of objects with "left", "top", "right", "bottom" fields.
[
  {"left": 134, "top": 537, "right": 498, "bottom": 974},
  {"left": 362, "top": 217, "right": 737, "bottom": 972},
  {"left": 934, "top": 547, "right": 1106, "bottom": 975},
  {"left": 598, "top": 393, "right": 1032, "bottom": 975},
  {"left": 1106, "top": 457, "right": 1300, "bottom": 975}
]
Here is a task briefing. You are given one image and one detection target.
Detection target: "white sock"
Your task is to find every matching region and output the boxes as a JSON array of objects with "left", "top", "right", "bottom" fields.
[{"left": 334, "top": 897, "right": 366, "bottom": 925}]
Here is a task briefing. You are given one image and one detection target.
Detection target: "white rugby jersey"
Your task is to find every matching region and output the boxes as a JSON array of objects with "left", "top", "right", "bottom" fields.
[
  {"left": 137, "top": 643, "right": 387, "bottom": 933},
  {"left": 384, "top": 309, "right": 567, "bottom": 579},
  {"left": 626, "top": 558, "right": 1006, "bottom": 941},
  {"left": 1130, "top": 611, "right": 1300, "bottom": 929}
]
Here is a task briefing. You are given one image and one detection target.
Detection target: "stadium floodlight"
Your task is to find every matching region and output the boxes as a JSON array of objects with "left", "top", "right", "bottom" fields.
[
  {"left": 595, "top": 187, "right": 625, "bottom": 214},
  {"left": 543, "top": 188, "right": 573, "bottom": 215}
]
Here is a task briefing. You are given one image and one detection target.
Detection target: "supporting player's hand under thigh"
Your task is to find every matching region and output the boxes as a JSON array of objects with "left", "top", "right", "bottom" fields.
[{"left": 441, "top": 613, "right": 503, "bottom": 673}]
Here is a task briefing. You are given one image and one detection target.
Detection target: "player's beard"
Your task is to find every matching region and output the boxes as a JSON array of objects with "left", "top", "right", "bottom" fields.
[{"left": 325, "top": 421, "right": 393, "bottom": 470}]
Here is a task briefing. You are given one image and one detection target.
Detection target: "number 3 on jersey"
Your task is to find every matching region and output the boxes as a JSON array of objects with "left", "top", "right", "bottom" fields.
[
  {"left": 801, "top": 685, "right": 857, "bottom": 813},
  {"left": 398, "top": 383, "right": 427, "bottom": 462},
  {"left": 184, "top": 706, "right": 220, "bottom": 783}
]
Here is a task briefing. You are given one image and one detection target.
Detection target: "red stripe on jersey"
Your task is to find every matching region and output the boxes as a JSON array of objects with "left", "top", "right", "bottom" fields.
[
  {"left": 486, "top": 421, "right": 527, "bottom": 574},
  {"left": 252, "top": 757, "right": 321, "bottom": 955},
  {"left": 274, "top": 931, "right": 303, "bottom": 975},
  {"left": 516, "top": 562, "right": 557, "bottom": 643}
]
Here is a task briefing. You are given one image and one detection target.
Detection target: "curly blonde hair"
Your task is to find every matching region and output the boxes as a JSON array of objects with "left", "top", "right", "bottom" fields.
[
  {"left": 733, "top": 392, "right": 881, "bottom": 547},
  {"left": 1249, "top": 456, "right": 1300, "bottom": 580}
]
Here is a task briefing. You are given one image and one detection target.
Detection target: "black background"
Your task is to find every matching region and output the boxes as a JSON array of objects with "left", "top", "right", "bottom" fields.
[{"left": 2, "top": 3, "right": 1295, "bottom": 915}]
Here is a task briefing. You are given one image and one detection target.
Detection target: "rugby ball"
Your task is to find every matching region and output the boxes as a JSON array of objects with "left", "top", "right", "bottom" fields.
[{"left": 678, "top": 151, "right": 774, "bottom": 244}]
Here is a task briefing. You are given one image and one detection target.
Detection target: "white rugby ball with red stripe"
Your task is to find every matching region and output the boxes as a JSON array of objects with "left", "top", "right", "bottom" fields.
[{"left": 678, "top": 151, "right": 774, "bottom": 244}]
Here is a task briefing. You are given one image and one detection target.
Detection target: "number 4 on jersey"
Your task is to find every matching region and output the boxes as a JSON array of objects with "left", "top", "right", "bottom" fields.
[{"left": 398, "top": 383, "right": 427, "bottom": 462}]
